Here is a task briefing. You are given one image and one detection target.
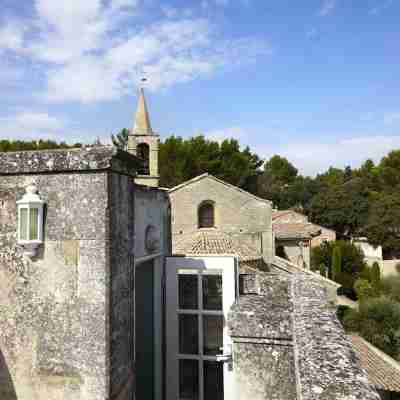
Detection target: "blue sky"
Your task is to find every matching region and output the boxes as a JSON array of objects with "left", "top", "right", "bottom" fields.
[{"left": 0, "top": 0, "right": 399, "bottom": 175}]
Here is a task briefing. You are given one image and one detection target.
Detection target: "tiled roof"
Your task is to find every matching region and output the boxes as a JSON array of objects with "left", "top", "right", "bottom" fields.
[
  {"left": 173, "top": 229, "right": 262, "bottom": 262},
  {"left": 273, "top": 222, "right": 321, "bottom": 239},
  {"left": 350, "top": 334, "right": 400, "bottom": 393}
]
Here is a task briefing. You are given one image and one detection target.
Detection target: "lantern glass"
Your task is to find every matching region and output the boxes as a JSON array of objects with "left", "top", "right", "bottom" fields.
[
  {"left": 29, "top": 208, "right": 39, "bottom": 240},
  {"left": 20, "top": 208, "right": 28, "bottom": 241}
]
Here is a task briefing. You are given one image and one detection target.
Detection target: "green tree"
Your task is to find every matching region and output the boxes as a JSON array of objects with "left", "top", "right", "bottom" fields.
[
  {"left": 158, "top": 135, "right": 263, "bottom": 190},
  {"left": 370, "top": 262, "right": 381, "bottom": 288},
  {"left": 332, "top": 245, "right": 342, "bottom": 282},
  {"left": 257, "top": 155, "right": 301, "bottom": 208},
  {"left": 364, "top": 190, "right": 400, "bottom": 258},
  {"left": 343, "top": 297, "right": 400, "bottom": 359},
  {"left": 379, "top": 150, "right": 400, "bottom": 189},
  {"left": 311, "top": 240, "right": 367, "bottom": 291},
  {"left": 308, "top": 178, "right": 370, "bottom": 238},
  {"left": 0, "top": 139, "right": 81, "bottom": 152},
  {"left": 354, "top": 278, "right": 376, "bottom": 301},
  {"left": 111, "top": 128, "right": 129, "bottom": 150}
]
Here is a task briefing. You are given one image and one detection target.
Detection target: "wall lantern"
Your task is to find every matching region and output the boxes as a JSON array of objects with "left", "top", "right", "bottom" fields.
[{"left": 17, "top": 184, "right": 45, "bottom": 257}]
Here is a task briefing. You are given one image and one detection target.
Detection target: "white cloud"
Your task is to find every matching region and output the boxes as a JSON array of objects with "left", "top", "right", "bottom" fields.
[
  {"left": 2, "top": 1, "right": 270, "bottom": 104},
  {"left": 318, "top": 0, "right": 336, "bottom": 16},
  {"left": 39, "top": 17, "right": 270, "bottom": 103},
  {"left": 204, "top": 126, "right": 245, "bottom": 143},
  {"left": 260, "top": 135, "right": 400, "bottom": 176},
  {"left": 0, "top": 22, "right": 26, "bottom": 52},
  {"left": 0, "top": 112, "right": 65, "bottom": 138}
]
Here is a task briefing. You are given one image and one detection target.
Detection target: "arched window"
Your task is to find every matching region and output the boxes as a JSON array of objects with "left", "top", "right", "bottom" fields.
[
  {"left": 198, "top": 201, "right": 215, "bottom": 228},
  {"left": 137, "top": 143, "right": 150, "bottom": 175}
]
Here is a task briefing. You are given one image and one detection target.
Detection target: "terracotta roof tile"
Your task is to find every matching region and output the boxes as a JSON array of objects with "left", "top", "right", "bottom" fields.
[
  {"left": 350, "top": 334, "right": 400, "bottom": 392},
  {"left": 173, "top": 230, "right": 262, "bottom": 262}
]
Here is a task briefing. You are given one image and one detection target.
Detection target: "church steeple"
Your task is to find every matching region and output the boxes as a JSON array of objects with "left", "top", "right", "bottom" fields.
[
  {"left": 128, "top": 87, "right": 160, "bottom": 187},
  {"left": 133, "top": 88, "right": 154, "bottom": 135}
]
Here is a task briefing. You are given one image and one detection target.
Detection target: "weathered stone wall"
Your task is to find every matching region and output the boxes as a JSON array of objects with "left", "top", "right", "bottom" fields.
[
  {"left": 108, "top": 172, "right": 136, "bottom": 400},
  {"left": 0, "top": 172, "right": 109, "bottom": 400}
]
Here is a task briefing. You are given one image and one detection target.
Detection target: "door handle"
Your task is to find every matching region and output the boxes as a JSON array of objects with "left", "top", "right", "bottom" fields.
[{"left": 216, "top": 354, "right": 232, "bottom": 363}]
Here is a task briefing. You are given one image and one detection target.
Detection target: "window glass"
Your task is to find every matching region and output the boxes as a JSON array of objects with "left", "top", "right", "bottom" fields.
[
  {"left": 179, "top": 275, "right": 198, "bottom": 310},
  {"left": 179, "top": 314, "right": 199, "bottom": 355},
  {"left": 29, "top": 208, "right": 39, "bottom": 240},
  {"left": 198, "top": 203, "right": 214, "bottom": 228},
  {"left": 20, "top": 208, "right": 28, "bottom": 240},
  {"left": 202, "top": 275, "right": 222, "bottom": 310},
  {"left": 179, "top": 359, "right": 199, "bottom": 400},
  {"left": 204, "top": 361, "right": 223, "bottom": 400},
  {"left": 203, "top": 315, "right": 223, "bottom": 356}
]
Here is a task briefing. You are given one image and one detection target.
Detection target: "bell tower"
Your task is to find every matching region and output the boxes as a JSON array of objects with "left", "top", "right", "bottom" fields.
[{"left": 128, "top": 88, "right": 160, "bottom": 187}]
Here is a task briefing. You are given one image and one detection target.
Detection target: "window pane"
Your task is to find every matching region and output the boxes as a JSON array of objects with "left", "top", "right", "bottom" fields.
[
  {"left": 202, "top": 275, "right": 222, "bottom": 310},
  {"left": 179, "top": 314, "right": 199, "bottom": 355},
  {"left": 203, "top": 316, "right": 223, "bottom": 356},
  {"left": 29, "top": 208, "right": 39, "bottom": 240},
  {"left": 179, "top": 275, "right": 198, "bottom": 310},
  {"left": 204, "top": 361, "right": 224, "bottom": 400},
  {"left": 179, "top": 359, "right": 199, "bottom": 400},
  {"left": 198, "top": 203, "right": 214, "bottom": 228},
  {"left": 20, "top": 208, "right": 28, "bottom": 240}
]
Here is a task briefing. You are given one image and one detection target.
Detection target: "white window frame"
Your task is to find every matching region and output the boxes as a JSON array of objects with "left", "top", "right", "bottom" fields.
[{"left": 165, "top": 255, "right": 239, "bottom": 400}]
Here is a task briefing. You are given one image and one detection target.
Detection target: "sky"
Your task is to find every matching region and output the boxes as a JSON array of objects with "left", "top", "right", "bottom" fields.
[{"left": 0, "top": 0, "right": 399, "bottom": 176}]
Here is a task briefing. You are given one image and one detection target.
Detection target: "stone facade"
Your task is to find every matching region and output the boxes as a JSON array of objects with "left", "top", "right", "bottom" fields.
[
  {"left": 169, "top": 173, "right": 274, "bottom": 264},
  {"left": 0, "top": 147, "right": 169, "bottom": 400}
]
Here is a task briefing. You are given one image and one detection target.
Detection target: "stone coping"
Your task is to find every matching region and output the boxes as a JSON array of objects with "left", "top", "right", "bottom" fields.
[{"left": 0, "top": 146, "right": 143, "bottom": 176}]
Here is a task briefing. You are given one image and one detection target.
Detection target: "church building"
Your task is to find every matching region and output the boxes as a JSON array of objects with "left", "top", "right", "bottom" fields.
[{"left": 0, "top": 88, "right": 390, "bottom": 400}]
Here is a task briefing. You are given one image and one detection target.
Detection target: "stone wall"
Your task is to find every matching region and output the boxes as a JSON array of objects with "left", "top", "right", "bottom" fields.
[
  {"left": 109, "top": 172, "right": 136, "bottom": 400},
  {"left": 0, "top": 172, "right": 109, "bottom": 400}
]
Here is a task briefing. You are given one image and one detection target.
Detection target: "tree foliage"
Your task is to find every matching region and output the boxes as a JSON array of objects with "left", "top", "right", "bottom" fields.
[
  {"left": 331, "top": 245, "right": 342, "bottom": 282},
  {"left": 311, "top": 241, "right": 367, "bottom": 290},
  {"left": 158, "top": 135, "right": 263, "bottom": 190},
  {"left": 0, "top": 139, "right": 81, "bottom": 152},
  {"left": 343, "top": 297, "right": 400, "bottom": 359}
]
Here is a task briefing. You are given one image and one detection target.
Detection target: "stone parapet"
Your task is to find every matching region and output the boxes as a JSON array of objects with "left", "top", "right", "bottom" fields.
[{"left": 0, "top": 146, "right": 142, "bottom": 176}]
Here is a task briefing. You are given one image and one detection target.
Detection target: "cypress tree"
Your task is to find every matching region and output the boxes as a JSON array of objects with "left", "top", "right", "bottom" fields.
[{"left": 332, "top": 245, "right": 342, "bottom": 282}]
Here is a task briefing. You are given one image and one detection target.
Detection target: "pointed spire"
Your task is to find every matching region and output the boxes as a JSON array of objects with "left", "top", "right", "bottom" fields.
[{"left": 133, "top": 87, "right": 154, "bottom": 135}]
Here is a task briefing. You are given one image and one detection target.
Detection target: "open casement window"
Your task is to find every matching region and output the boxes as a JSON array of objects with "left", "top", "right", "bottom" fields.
[
  {"left": 17, "top": 185, "right": 45, "bottom": 246},
  {"left": 166, "top": 256, "right": 238, "bottom": 400},
  {"left": 198, "top": 202, "right": 215, "bottom": 228}
]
